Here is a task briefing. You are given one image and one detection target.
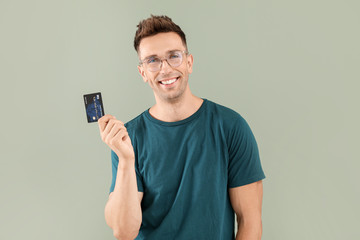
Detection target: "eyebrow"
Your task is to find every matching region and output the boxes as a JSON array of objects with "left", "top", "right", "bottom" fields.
[{"left": 143, "top": 49, "right": 182, "bottom": 60}]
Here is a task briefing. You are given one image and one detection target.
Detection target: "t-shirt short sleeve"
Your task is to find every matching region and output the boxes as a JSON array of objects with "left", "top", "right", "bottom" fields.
[
  {"left": 227, "top": 114, "right": 266, "bottom": 188},
  {"left": 109, "top": 150, "right": 144, "bottom": 193}
]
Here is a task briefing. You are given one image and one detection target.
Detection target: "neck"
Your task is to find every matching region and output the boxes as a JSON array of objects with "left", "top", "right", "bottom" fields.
[{"left": 149, "top": 89, "right": 203, "bottom": 122}]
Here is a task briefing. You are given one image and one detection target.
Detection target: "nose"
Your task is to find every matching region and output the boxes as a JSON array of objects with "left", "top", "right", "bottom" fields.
[{"left": 159, "top": 59, "right": 173, "bottom": 74}]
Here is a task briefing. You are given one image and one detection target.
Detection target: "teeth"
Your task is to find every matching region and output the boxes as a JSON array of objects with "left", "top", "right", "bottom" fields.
[{"left": 161, "top": 78, "right": 177, "bottom": 85}]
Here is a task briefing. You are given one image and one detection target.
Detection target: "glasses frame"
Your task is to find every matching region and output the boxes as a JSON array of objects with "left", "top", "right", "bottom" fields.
[{"left": 139, "top": 50, "right": 189, "bottom": 72}]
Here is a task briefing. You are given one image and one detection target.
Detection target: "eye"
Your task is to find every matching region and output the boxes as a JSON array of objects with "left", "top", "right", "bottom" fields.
[
  {"left": 169, "top": 53, "right": 181, "bottom": 59},
  {"left": 146, "top": 58, "right": 159, "bottom": 64}
]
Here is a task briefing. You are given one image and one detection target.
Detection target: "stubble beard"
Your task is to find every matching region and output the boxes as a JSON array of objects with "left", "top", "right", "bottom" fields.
[{"left": 156, "top": 76, "right": 188, "bottom": 103}]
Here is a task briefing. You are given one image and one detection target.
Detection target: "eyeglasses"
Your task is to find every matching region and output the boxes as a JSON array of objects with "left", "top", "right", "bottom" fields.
[{"left": 139, "top": 50, "right": 189, "bottom": 72}]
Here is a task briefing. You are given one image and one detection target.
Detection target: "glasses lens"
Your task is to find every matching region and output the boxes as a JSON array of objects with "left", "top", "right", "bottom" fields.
[
  {"left": 167, "top": 51, "right": 183, "bottom": 67},
  {"left": 146, "top": 58, "right": 161, "bottom": 71},
  {"left": 144, "top": 51, "right": 185, "bottom": 72}
]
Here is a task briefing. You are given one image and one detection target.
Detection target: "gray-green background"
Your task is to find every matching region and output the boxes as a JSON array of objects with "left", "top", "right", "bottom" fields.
[{"left": 1, "top": 0, "right": 359, "bottom": 239}]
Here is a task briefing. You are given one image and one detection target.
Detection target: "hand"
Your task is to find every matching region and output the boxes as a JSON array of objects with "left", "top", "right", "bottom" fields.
[{"left": 98, "top": 114, "right": 135, "bottom": 162}]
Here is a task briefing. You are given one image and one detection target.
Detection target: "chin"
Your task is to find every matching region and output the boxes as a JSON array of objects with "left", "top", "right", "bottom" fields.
[{"left": 158, "top": 91, "right": 184, "bottom": 102}]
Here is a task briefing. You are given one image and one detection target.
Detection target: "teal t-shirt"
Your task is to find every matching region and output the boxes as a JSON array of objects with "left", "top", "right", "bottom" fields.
[{"left": 110, "top": 99, "right": 266, "bottom": 239}]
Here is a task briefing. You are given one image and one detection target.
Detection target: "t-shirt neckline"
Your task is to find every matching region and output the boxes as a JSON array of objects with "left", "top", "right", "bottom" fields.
[{"left": 144, "top": 98, "right": 208, "bottom": 126}]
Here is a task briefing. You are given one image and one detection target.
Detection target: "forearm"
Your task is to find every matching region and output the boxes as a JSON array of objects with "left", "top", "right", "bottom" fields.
[
  {"left": 235, "top": 217, "right": 262, "bottom": 240},
  {"left": 105, "top": 160, "right": 142, "bottom": 239}
]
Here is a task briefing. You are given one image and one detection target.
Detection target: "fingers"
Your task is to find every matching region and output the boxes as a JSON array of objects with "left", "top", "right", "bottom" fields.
[
  {"left": 107, "top": 122, "right": 125, "bottom": 140},
  {"left": 99, "top": 116, "right": 126, "bottom": 145},
  {"left": 103, "top": 119, "right": 124, "bottom": 135},
  {"left": 114, "top": 128, "right": 129, "bottom": 142},
  {"left": 98, "top": 114, "right": 116, "bottom": 132},
  {"left": 105, "top": 126, "right": 128, "bottom": 146}
]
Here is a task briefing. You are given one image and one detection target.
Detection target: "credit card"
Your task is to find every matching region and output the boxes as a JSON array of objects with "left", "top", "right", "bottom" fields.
[{"left": 83, "top": 92, "right": 105, "bottom": 123}]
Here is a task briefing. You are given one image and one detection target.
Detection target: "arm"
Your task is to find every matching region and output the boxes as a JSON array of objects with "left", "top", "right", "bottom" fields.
[
  {"left": 229, "top": 180, "right": 264, "bottom": 240},
  {"left": 99, "top": 115, "right": 143, "bottom": 240},
  {"left": 104, "top": 165, "right": 143, "bottom": 240}
]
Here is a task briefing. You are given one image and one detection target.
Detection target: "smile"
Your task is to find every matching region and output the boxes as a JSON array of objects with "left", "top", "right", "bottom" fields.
[{"left": 159, "top": 77, "right": 179, "bottom": 85}]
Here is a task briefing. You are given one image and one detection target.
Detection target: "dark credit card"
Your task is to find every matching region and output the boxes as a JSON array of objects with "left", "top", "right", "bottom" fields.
[{"left": 83, "top": 92, "right": 105, "bottom": 123}]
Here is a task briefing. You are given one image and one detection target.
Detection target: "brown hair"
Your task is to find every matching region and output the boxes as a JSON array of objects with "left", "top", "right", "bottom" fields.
[{"left": 134, "top": 15, "right": 187, "bottom": 53}]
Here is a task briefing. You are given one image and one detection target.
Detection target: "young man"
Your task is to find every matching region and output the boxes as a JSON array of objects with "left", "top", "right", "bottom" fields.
[{"left": 98, "top": 15, "right": 266, "bottom": 240}]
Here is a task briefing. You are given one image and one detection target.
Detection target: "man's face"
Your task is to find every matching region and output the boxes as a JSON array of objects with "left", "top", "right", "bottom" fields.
[{"left": 137, "top": 32, "right": 193, "bottom": 102}]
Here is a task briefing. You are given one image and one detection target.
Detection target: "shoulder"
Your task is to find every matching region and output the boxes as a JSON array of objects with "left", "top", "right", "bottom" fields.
[
  {"left": 205, "top": 99, "right": 248, "bottom": 128},
  {"left": 205, "top": 99, "right": 255, "bottom": 146},
  {"left": 125, "top": 111, "right": 147, "bottom": 129},
  {"left": 124, "top": 111, "right": 148, "bottom": 136}
]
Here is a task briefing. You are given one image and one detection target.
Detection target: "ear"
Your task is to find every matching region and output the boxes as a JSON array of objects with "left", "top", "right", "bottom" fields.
[
  {"left": 138, "top": 65, "right": 148, "bottom": 83},
  {"left": 186, "top": 54, "right": 194, "bottom": 74}
]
